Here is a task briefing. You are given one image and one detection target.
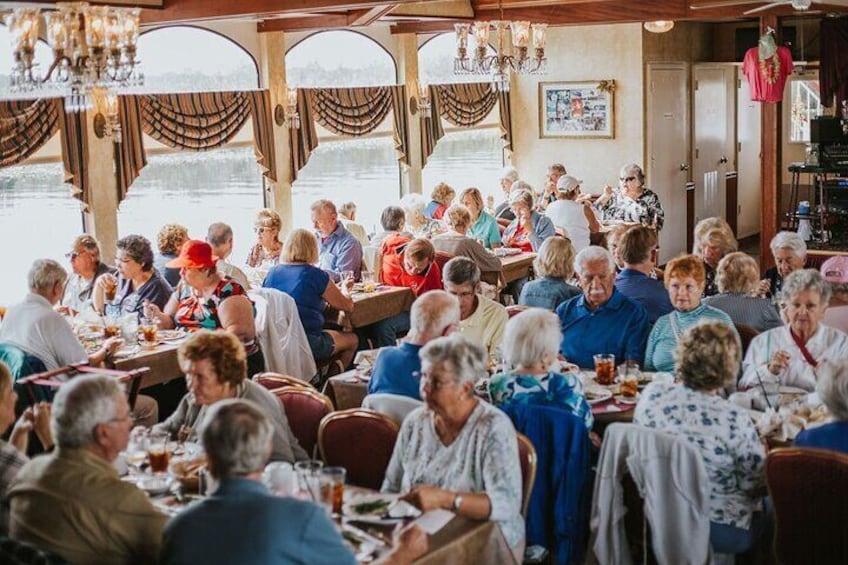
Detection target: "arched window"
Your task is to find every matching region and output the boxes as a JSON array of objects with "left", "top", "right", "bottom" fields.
[
  {"left": 419, "top": 33, "right": 504, "bottom": 205},
  {"left": 287, "top": 31, "right": 399, "bottom": 233},
  {"left": 0, "top": 27, "right": 84, "bottom": 302},
  {"left": 118, "top": 26, "right": 263, "bottom": 264}
]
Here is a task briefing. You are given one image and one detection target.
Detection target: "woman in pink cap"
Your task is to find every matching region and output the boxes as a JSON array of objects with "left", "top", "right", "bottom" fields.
[
  {"left": 822, "top": 256, "right": 848, "bottom": 334},
  {"left": 144, "top": 240, "right": 263, "bottom": 376}
]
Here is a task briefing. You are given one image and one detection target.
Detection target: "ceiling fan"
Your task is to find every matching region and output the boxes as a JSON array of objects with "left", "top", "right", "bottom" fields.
[{"left": 691, "top": 0, "right": 848, "bottom": 15}]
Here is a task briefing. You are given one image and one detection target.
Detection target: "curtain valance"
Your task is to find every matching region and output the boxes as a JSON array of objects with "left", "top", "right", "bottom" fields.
[{"left": 0, "top": 99, "right": 60, "bottom": 168}]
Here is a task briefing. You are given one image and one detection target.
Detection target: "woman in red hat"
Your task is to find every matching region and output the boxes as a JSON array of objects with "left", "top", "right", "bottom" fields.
[{"left": 143, "top": 240, "right": 264, "bottom": 376}]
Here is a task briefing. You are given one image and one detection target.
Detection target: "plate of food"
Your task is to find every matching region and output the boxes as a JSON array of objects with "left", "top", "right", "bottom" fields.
[
  {"left": 584, "top": 387, "right": 613, "bottom": 405},
  {"left": 616, "top": 393, "right": 640, "bottom": 405},
  {"left": 344, "top": 493, "right": 399, "bottom": 518},
  {"left": 125, "top": 475, "right": 173, "bottom": 496},
  {"left": 158, "top": 329, "right": 187, "bottom": 342}
]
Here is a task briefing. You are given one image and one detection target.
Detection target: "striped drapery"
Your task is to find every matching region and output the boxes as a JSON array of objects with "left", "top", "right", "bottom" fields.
[
  {"left": 116, "top": 95, "right": 146, "bottom": 203},
  {"left": 141, "top": 92, "right": 252, "bottom": 150},
  {"left": 0, "top": 99, "right": 60, "bottom": 168},
  {"left": 247, "top": 90, "right": 277, "bottom": 182},
  {"left": 310, "top": 87, "right": 393, "bottom": 137},
  {"left": 434, "top": 83, "right": 497, "bottom": 128},
  {"left": 57, "top": 100, "right": 89, "bottom": 209},
  {"left": 389, "top": 85, "right": 410, "bottom": 166},
  {"left": 289, "top": 88, "right": 319, "bottom": 181},
  {"left": 498, "top": 89, "right": 513, "bottom": 154},
  {"left": 420, "top": 85, "right": 445, "bottom": 166}
]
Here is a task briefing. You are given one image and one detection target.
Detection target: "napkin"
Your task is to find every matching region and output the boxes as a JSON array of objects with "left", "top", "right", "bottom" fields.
[
  {"left": 413, "top": 509, "right": 454, "bottom": 534},
  {"left": 387, "top": 499, "right": 421, "bottom": 519}
]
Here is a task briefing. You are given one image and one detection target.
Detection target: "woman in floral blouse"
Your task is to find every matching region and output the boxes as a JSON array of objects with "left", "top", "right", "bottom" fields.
[
  {"left": 589, "top": 163, "right": 665, "bottom": 231},
  {"left": 635, "top": 320, "right": 766, "bottom": 555},
  {"left": 489, "top": 308, "right": 592, "bottom": 429}
]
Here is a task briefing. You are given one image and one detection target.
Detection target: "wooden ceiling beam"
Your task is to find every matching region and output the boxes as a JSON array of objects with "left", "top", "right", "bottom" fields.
[
  {"left": 349, "top": 4, "right": 398, "bottom": 26},
  {"left": 258, "top": 13, "right": 357, "bottom": 33}
]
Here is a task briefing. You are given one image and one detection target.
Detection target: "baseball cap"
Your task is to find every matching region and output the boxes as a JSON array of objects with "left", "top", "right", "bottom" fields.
[
  {"left": 556, "top": 175, "right": 583, "bottom": 194},
  {"left": 166, "top": 240, "right": 218, "bottom": 270},
  {"left": 821, "top": 256, "right": 848, "bottom": 284}
]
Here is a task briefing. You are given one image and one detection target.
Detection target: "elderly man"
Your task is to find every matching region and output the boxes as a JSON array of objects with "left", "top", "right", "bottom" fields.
[
  {"left": 557, "top": 246, "right": 649, "bottom": 368},
  {"left": 371, "top": 205, "right": 409, "bottom": 248},
  {"left": 60, "top": 235, "right": 115, "bottom": 314},
  {"left": 540, "top": 163, "right": 567, "bottom": 207},
  {"left": 0, "top": 259, "right": 121, "bottom": 371},
  {"left": 161, "top": 399, "right": 426, "bottom": 565},
  {"left": 311, "top": 199, "right": 363, "bottom": 282},
  {"left": 442, "top": 257, "right": 507, "bottom": 356},
  {"left": 207, "top": 222, "right": 251, "bottom": 289},
  {"left": 9, "top": 375, "right": 166, "bottom": 563},
  {"left": 614, "top": 226, "right": 673, "bottom": 325},
  {"left": 369, "top": 291, "right": 460, "bottom": 400}
]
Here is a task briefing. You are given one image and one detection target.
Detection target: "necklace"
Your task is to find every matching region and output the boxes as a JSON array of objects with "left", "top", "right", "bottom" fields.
[{"left": 759, "top": 53, "right": 781, "bottom": 85}]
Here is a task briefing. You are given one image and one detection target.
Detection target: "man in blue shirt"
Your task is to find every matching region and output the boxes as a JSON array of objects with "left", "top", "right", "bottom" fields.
[
  {"left": 368, "top": 290, "right": 460, "bottom": 400},
  {"left": 161, "top": 399, "right": 427, "bottom": 565},
  {"left": 557, "top": 246, "right": 650, "bottom": 368},
  {"left": 312, "top": 199, "right": 364, "bottom": 282},
  {"left": 614, "top": 226, "right": 673, "bottom": 325}
]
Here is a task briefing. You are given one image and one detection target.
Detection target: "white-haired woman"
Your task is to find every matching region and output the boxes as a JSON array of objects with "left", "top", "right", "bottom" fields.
[
  {"left": 400, "top": 193, "right": 443, "bottom": 239},
  {"left": 494, "top": 166, "right": 521, "bottom": 222},
  {"left": 382, "top": 334, "right": 524, "bottom": 561},
  {"left": 704, "top": 252, "right": 783, "bottom": 332},
  {"left": 501, "top": 189, "right": 556, "bottom": 252},
  {"left": 740, "top": 269, "right": 848, "bottom": 393},
  {"left": 756, "top": 231, "right": 807, "bottom": 299},
  {"left": 589, "top": 163, "right": 664, "bottom": 230},
  {"left": 794, "top": 358, "right": 848, "bottom": 454},
  {"left": 489, "top": 309, "right": 593, "bottom": 430},
  {"left": 696, "top": 226, "right": 738, "bottom": 297}
]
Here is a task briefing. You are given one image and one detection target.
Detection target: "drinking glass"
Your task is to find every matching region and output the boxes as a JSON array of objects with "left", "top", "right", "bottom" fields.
[
  {"left": 147, "top": 430, "right": 170, "bottom": 474},
  {"left": 263, "top": 462, "right": 296, "bottom": 497},
  {"left": 593, "top": 354, "right": 616, "bottom": 385},
  {"left": 320, "top": 467, "right": 346, "bottom": 515},
  {"left": 139, "top": 317, "right": 158, "bottom": 347},
  {"left": 125, "top": 426, "right": 148, "bottom": 475},
  {"left": 362, "top": 271, "right": 376, "bottom": 292},
  {"left": 618, "top": 361, "right": 641, "bottom": 398},
  {"left": 103, "top": 316, "right": 121, "bottom": 339},
  {"left": 294, "top": 460, "right": 324, "bottom": 502}
]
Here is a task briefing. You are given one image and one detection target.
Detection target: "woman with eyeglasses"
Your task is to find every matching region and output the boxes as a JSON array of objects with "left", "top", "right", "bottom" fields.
[
  {"left": 582, "top": 163, "right": 664, "bottom": 231},
  {"left": 246, "top": 208, "right": 283, "bottom": 269},
  {"left": 93, "top": 235, "right": 173, "bottom": 317}
]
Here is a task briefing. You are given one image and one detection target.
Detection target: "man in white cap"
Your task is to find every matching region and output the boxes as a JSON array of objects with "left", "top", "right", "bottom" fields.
[{"left": 544, "top": 175, "right": 599, "bottom": 253}]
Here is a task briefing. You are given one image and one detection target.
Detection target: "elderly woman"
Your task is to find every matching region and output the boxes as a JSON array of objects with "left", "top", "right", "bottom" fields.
[
  {"left": 156, "top": 330, "right": 307, "bottom": 463},
  {"left": 501, "top": 189, "right": 555, "bottom": 252},
  {"left": 518, "top": 237, "right": 580, "bottom": 310},
  {"left": 756, "top": 231, "right": 807, "bottom": 299},
  {"left": 591, "top": 163, "right": 665, "bottom": 231},
  {"left": 704, "top": 252, "right": 783, "bottom": 332},
  {"left": 545, "top": 175, "right": 599, "bottom": 253},
  {"left": 153, "top": 223, "right": 189, "bottom": 287},
  {"left": 400, "top": 193, "right": 443, "bottom": 239},
  {"left": 338, "top": 201, "right": 369, "bottom": 247},
  {"left": 460, "top": 187, "right": 501, "bottom": 249},
  {"left": 246, "top": 208, "right": 283, "bottom": 268},
  {"left": 0, "top": 362, "right": 52, "bottom": 530},
  {"left": 635, "top": 321, "right": 766, "bottom": 554},
  {"left": 795, "top": 358, "right": 848, "bottom": 454},
  {"left": 425, "top": 183, "right": 456, "bottom": 221},
  {"left": 692, "top": 217, "right": 733, "bottom": 255},
  {"left": 93, "top": 235, "right": 172, "bottom": 317},
  {"left": 432, "top": 205, "right": 501, "bottom": 274},
  {"left": 263, "top": 229, "right": 359, "bottom": 369},
  {"left": 493, "top": 166, "right": 520, "bottom": 222},
  {"left": 645, "top": 254, "right": 735, "bottom": 372},
  {"left": 489, "top": 309, "right": 593, "bottom": 429},
  {"left": 741, "top": 269, "right": 848, "bottom": 393},
  {"left": 372, "top": 205, "right": 409, "bottom": 248},
  {"left": 382, "top": 334, "right": 524, "bottom": 561},
  {"left": 142, "top": 240, "right": 262, "bottom": 377},
  {"left": 696, "top": 226, "right": 738, "bottom": 297}
]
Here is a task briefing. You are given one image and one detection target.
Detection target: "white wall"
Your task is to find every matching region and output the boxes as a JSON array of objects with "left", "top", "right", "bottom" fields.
[{"left": 509, "top": 23, "right": 645, "bottom": 192}]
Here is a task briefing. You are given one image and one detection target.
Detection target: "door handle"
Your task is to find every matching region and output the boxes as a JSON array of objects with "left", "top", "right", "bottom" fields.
[
  {"left": 679, "top": 163, "right": 689, "bottom": 172},
  {"left": 719, "top": 156, "right": 728, "bottom": 164}
]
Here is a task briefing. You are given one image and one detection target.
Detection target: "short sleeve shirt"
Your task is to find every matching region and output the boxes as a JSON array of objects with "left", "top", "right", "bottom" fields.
[
  {"left": 263, "top": 264, "right": 330, "bottom": 335},
  {"left": 174, "top": 277, "right": 251, "bottom": 331}
]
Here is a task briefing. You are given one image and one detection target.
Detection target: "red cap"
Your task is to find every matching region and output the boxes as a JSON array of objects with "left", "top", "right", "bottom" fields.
[{"left": 166, "top": 240, "right": 218, "bottom": 270}]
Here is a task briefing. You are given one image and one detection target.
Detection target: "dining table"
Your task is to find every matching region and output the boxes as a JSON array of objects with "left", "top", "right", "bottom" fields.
[
  {"left": 480, "top": 252, "right": 536, "bottom": 286},
  {"left": 345, "top": 285, "right": 414, "bottom": 328}
]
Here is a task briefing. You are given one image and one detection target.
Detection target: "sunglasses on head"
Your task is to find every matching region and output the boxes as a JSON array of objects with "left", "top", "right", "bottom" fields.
[
  {"left": 620, "top": 176, "right": 637, "bottom": 182},
  {"left": 254, "top": 227, "right": 270, "bottom": 234}
]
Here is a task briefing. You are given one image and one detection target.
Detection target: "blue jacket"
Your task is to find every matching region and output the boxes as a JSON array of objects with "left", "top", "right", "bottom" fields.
[{"left": 502, "top": 403, "right": 591, "bottom": 565}]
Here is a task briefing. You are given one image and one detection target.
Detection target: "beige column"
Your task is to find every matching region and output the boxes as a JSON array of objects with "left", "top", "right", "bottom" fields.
[
  {"left": 82, "top": 112, "right": 119, "bottom": 264},
  {"left": 396, "top": 33, "right": 423, "bottom": 196},
  {"left": 259, "top": 31, "right": 294, "bottom": 237}
]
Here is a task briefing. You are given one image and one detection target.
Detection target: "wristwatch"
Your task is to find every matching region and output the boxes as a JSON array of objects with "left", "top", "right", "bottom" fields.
[{"left": 452, "top": 494, "right": 463, "bottom": 511}]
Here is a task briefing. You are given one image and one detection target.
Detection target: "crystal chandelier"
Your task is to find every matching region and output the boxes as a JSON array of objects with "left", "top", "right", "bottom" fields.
[
  {"left": 453, "top": 3, "right": 547, "bottom": 92},
  {"left": 6, "top": 2, "right": 143, "bottom": 112}
]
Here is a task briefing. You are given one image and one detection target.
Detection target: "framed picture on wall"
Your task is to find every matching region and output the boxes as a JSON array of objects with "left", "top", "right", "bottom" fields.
[{"left": 539, "top": 81, "right": 615, "bottom": 139}]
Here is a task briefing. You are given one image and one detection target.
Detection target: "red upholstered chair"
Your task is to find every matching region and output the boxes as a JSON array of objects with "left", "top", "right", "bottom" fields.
[
  {"left": 516, "top": 433, "right": 537, "bottom": 517},
  {"left": 506, "top": 305, "right": 529, "bottom": 319},
  {"left": 766, "top": 447, "right": 848, "bottom": 564},
  {"left": 276, "top": 388, "right": 334, "bottom": 459},
  {"left": 734, "top": 324, "right": 759, "bottom": 357},
  {"left": 252, "top": 372, "right": 312, "bottom": 391},
  {"left": 434, "top": 251, "right": 453, "bottom": 271},
  {"left": 318, "top": 409, "right": 399, "bottom": 489}
]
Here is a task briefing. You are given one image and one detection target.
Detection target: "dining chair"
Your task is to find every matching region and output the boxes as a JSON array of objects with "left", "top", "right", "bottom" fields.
[
  {"left": 361, "top": 393, "right": 422, "bottom": 427},
  {"left": 734, "top": 323, "right": 759, "bottom": 357},
  {"left": 766, "top": 447, "right": 848, "bottom": 565},
  {"left": 318, "top": 409, "right": 399, "bottom": 489},
  {"left": 252, "top": 372, "right": 312, "bottom": 391},
  {"left": 275, "top": 388, "right": 334, "bottom": 459},
  {"left": 516, "top": 432, "right": 537, "bottom": 518},
  {"left": 434, "top": 251, "right": 453, "bottom": 271}
]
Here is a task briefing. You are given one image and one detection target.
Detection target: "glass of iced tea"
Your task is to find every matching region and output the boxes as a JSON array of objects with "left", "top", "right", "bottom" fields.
[
  {"left": 593, "top": 354, "right": 616, "bottom": 385},
  {"left": 139, "top": 317, "right": 158, "bottom": 347},
  {"left": 103, "top": 317, "right": 121, "bottom": 339},
  {"left": 618, "top": 361, "right": 641, "bottom": 398},
  {"left": 147, "top": 431, "right": 170, "bottom": 474},
  {"left": 104, "top": 278, "right": 118, "bottom": 303},
  {"left": 320, "top": 467, "right": 346, "bottom": 516}
]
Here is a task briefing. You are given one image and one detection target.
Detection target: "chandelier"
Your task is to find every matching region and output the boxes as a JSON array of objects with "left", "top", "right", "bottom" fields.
[
  {"left": 454, "top": 9, "right": 547, "bottom": 92},
  {"left": 6, "top": 2, "right": 143, "bottom": 112}
]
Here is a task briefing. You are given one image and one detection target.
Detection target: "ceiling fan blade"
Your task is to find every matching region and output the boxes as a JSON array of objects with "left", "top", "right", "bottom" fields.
[
  {"left": 743, "top": 1, "right": 791, "bottom": 14},
  {"left": 690, "top": 0, "right": 771, "bottom": 9}
]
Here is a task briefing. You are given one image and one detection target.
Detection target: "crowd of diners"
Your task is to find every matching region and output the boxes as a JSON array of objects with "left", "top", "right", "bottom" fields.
[{"left": 0, "top": 160, "right": 848, "bottom": 563}]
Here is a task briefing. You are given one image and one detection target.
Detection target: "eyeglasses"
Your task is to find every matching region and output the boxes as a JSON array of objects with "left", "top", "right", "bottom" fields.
[
  {"left": 619, "top": 176, "right": 637, "bottom": 182},
  {"left": 105, "top": 412, "right": 132, "bottom": 425},
  {"left": 65, "top": 251, "right": 80, "bottom": 260},
  {"left": 414, "top": 371, "right": 454, "bottom": 391},
  {"left": 254, "top": 226, "right": 272, "bottom": 234}
]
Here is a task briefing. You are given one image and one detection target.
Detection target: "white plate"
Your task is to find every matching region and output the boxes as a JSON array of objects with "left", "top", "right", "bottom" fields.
[
  {"left": 125, "top": 475, "right": 172, "bottom": 496},
  {"left": 617, "top": 393, "right": 640, "bottom": 405},
  {"left": 779, "top": 385, "right": 807, "bottom": 395},
  {"left": 584, "top": 387, "right": 613, "bottom": 405},
  {"left": 344, "top": 493, "right": 399, "bottom": 518},
  {"left": 158, "top": 330, "right": 187, "bottom": 342}
]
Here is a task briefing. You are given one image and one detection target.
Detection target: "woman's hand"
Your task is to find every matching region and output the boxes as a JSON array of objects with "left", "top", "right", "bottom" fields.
[
  {"left": 142, "top": 300, "right": 163, "bottom": 319},
  {"left": 10, "top": 408, "right": 34, "bottom": 452},
  {"left": 752, "top": 279, "right": 771, "bottom": 298},
  {"left": 32, "top": 402, "right": 53, "bottom": 450},
  {"left": 768, "top": 350, "right": 791, "bottom": 376},
  {"left": 401, "top": 485, "right": 453, "bottom": 512}
]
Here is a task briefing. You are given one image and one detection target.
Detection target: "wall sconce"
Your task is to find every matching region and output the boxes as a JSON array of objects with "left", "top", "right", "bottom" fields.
[
  {"left": 284, "top": 88, "right": 300, "bottom": 129},
  {"left": 418, "top": 81, "right": 432, "bottom": 119},
  {"left": 92, "top": 86, "right": 121, "bottom": 143}
]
